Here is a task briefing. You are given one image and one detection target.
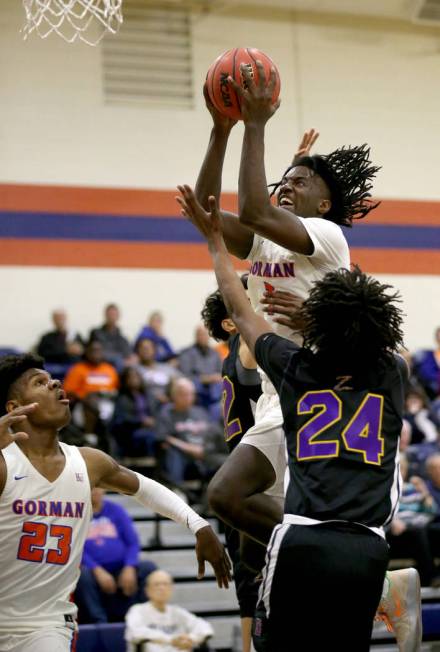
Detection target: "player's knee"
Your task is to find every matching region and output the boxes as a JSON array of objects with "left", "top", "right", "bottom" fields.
[{"left": 208, "top": 475, "right": 240, "bottom": 523}]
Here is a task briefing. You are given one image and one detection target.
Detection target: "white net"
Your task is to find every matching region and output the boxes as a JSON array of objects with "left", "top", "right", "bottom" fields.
[{"left": 22, "top": 0, "right": 123, "bottom": 46}]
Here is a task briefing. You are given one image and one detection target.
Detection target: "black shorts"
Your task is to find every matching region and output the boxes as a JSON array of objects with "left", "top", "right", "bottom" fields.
[
  {"left": 225, "top": 526, "right": 260, "bottom": 618},
  {"left": 253, "top": 521, "right": 389, "bottom": 652}
]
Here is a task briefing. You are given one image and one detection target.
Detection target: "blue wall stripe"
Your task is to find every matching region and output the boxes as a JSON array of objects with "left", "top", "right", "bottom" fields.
[{"left": 0, "top": 212, "right": 439, "bottom": 249}]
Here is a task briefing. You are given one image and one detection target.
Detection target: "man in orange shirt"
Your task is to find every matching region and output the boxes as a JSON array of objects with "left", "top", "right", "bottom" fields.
[{"left": 64, "top": 340, "right": 119, "bottom": 451}]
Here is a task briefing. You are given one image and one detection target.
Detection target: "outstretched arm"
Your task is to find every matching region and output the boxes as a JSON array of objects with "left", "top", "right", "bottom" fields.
[
  {"left": 229, "top": 62, "right": 315, "bottom": 255},
  {"left": 81, "top": 447, "right": 231, "bottom": 588},
  {"left": 177, "top": 186, "right": 270, "bottom": 356},
  {"left": 192, "top": 85, "right": 254, "bottom": 259}
]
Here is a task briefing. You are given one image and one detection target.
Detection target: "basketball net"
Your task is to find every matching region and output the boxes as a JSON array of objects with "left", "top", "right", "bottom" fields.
[{"left": 22, "top": 0, "right": 123, "bottom": 46}]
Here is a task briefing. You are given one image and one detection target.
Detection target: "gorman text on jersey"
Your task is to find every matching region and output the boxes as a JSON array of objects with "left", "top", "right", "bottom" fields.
[
  {"left": 12, "top": 499, "right": 85, "bottom": 518},
  {"left": 250, "top": 261, "right": 295, "bottom": 278}
]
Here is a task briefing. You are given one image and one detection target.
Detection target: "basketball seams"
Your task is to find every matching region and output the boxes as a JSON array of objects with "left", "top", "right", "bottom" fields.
[{"left": 232, "top": 47, "right": 240, "bottom": 116}]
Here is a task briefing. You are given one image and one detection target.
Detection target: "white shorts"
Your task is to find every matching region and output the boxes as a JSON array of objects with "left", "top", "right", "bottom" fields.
[
  {"left": 0, "top": 627, "right": 76, "bottom": 652},
  {"left": 239, "top": 390, "right": 286, "bottom": 500}
]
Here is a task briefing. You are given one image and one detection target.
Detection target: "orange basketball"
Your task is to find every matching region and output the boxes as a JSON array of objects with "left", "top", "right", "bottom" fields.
[{"left": 206, "top": 47, "right": 281, "bottom": 121}]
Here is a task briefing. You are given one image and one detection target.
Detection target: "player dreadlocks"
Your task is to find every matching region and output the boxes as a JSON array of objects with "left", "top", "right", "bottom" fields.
[
  {"left": 271, "top": 144, "right": 380, "bottom": 227},
  {"left": 299, "top": 266, "right": 405, "bottom": 370}
]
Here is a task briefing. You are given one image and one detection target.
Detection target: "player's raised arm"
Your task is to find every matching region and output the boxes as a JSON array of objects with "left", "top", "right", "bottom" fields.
[
  {"left": 229, "top": 62, "right": 319, "bottom": 255},
  {"left": 193, "top": 85, "right": 254, "bottom": 260},
  {"left": 80, "top": 447, "right": 231, "bottom": 588},
  {"left": 177, "top": 186, "right": 271, "bottom": 356},
  {"left": 0, "top": 403, "right": 38, "bottom": 495}
]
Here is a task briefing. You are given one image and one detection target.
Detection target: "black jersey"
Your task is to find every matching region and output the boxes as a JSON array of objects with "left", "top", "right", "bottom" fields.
[
  {"left": 255, "top": 333, "right": 405, "bottom": 528},
  {"left": 222, "top": 334, "right": 262, "bottom": 452}
]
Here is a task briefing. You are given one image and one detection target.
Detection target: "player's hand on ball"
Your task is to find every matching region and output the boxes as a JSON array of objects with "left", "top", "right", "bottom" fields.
[
  {"left": 176, "top": 185, "right": 225, "bottom": 252},
  {"left": 0, "top": 403, "right": 38, "bottom": 449},
  {"left": 228, "top": 60, "right": 281, "bottom": 125},
  {"left": 195, "top": 525, "right": 232, "bottom": 589},
  {"left": 203, "top": 83, "right": 237, "bottom": 132}
]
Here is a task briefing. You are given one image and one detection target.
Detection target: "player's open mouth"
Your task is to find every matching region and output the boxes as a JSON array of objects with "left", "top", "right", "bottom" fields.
[
  {"left": 57, "top": 389, "right": 70, "bottom": 405},
  {"left": 279, "top": 197, "right": 294, "bottom": 206}
]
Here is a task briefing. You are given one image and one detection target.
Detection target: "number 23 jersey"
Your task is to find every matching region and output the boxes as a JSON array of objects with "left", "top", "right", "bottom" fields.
[
  {"left": 0, "top": 442, "right": 92, "bottom": 633},
  {"left": 255, "top": 333, "right": 404, "bottom": 529}
]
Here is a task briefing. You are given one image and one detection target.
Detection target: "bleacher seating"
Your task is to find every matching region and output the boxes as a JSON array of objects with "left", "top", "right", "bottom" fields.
[{"left": 76, "top": 493, "right": 440, "bottom": 651}]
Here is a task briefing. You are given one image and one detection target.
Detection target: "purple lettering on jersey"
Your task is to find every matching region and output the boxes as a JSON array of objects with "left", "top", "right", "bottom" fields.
[
  {"left": 49, "top": 501, "right": 62, "bottom": 517},
  {"left": 75, "top": 502, "right": 84, "bottom": 518},
  {"left": 283, "top": 262, "right": 295, "bottom": 277},
  {"left": 342, "top": 394, "right": 384, "bottom": 465},
  {"left": 222, "top": 376, "right": 242, "bottom": 441},
  {"left": 38, "top": 501, "right": 48, "bottom": 516},
  {"left": 249, "top": 260, "right": 296, "bottom": 278},
  {"left": 297, "top": 391, "right": 341, "bottom": 460},
  {"left": 24, "top": 500, "right": 37, "bottom": 516},
  {"left": 64, "top": 502, "right": 73, "bottom": 518},
  {"left": 12, "top": 499, "right": 23, "bottom": 514}
]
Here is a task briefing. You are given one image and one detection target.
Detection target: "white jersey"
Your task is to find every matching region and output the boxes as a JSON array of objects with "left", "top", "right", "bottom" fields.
[
  {"left": 125, "top": 602, "right": 214, "bottom": 652},
  {"left": 247, "top": 216, "right": 350, "bottom": 345},
  {"left": 0, "top": 442, "right": 92, "bottom": 634}
]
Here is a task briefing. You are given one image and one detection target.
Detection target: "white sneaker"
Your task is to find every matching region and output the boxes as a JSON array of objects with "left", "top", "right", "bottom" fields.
[{"left": 376, "top": 568, "right": 422, "bottom": 652}]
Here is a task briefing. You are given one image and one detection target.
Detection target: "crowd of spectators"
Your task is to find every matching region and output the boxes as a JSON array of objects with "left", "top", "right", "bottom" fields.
[
  {"left": 33, "top": 304, "right": 228, "bottom": 495},
  {"left": 26, "top": 306, "right": 440, "bottom": 585}
]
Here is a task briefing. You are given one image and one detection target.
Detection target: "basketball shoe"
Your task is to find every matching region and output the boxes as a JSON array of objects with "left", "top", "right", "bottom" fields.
[{"left": 376, "top": 568, "right": 422, "bottom": 652}]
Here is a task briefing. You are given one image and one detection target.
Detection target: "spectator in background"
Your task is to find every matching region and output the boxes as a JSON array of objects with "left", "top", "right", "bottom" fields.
[
  {"left": 76, "top": 488, "right": 157, "bottom": 624},
  {"left": 63, "top": 340, "right": 119, "bottom": 450},
  {"left": 37, "top": 309, "right": 84, "bottom": 375},
  {"left": 413, "top": 327, "right": 440, "bottom": 399},
  {"left": 136, "top": 311, "right": 176, "bottom": 362},
  {"left": 156, "top": 377, "right": 223, "bottom": 487},
  {"left": 90, "top": 303, "right": 134, "bottom": 370},
  {"left": 386, "top": 453, "right": 437, "bottom": 586},
  {"left": 111, "top": 367, "right": 157, "bottom": 458},
  {"left": 178, "top": 326, "right": 222, "bottom": 419},
  {"left": 404, "top": 388, "right": 439, "bottom": 445},
  {"left": 136, "top": 338, "right": 180, "bottom": 410},
  {"left": 125, "top": 570, "right": 213, "bottom": 652}
]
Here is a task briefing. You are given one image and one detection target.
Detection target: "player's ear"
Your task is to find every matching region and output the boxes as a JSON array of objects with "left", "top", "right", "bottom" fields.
[
  {"left": 5, "top": 399, "right": 19, "bottom": 414},
  {"left": 318, "top": 198, "right": 331, "bottom": 215},
  {"left": 221, "top": 318, "right": 237, "bottom": 335}
]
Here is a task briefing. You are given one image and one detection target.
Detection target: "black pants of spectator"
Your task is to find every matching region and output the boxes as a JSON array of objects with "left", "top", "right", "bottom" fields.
[
  {"left": 75, "top": 560, "right": 157, "bottom": 623},
  {"left": 387, "top": 526, "right": 435, "bottom": 586},
  {"left": 253, "top": 522, "right": 389, "bottom": 652}
]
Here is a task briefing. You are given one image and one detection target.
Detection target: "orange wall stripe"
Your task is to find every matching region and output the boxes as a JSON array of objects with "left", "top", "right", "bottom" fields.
[
  {"left": 0, "top": 239, "right": 248, "bottom": 270},
  {"left": 350, "top": 248, "right": 440, "bottom": 275},
  {"left": 0, "top": 239, "right": 437, "bottom": 274}
]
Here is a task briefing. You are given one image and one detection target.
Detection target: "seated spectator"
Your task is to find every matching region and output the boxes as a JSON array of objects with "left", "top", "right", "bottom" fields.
[
  {"left": 90, "top": 303, "right": 134, "bottom": 370},
  {"left": 178, "top": 325, "right": 222, "bottom": 419},
  {"left": 136, "top": 311, "right": 176, "bottom": 362},
  {"left": 426, "top": 453, "right": 440, "bottom": 511},
  {"left": 156, "top": 377, "right": 223, "bottom": 487},
  {"left": 63, "top": 340, "right": 119, "bottom": 450},
  {"left": 136, "top": 338, "right": 180, "bottom": 410},
  {"left": 413, "top": 327, "right": 440, "bottom": 399},
  {"left": 111, "top": 367, "right": 157, "bottom": 458},
  {"left": 404, "top": 388, "right": 439, "bottom": 445},
  {"left": 386, "top": 453, "right": 437, "bottom": 586},
  {"left": 37, "top": 309, "right": 83, "bottom": 376},
  {"left": 125, "top": 570, "right": 213, "bottom": 652},
  {"left": 76, "top": 488, "right": 157, "bottom": 624}
]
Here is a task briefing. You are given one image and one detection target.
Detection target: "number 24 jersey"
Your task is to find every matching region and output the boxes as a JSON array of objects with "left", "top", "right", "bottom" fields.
[{"left": 255, "top": 333, "right": 405, "bottom": 529}]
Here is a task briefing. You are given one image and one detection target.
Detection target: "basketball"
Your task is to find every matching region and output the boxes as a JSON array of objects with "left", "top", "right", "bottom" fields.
[{"left": 206, "top": 47, "right": 281, "bottom": 121}]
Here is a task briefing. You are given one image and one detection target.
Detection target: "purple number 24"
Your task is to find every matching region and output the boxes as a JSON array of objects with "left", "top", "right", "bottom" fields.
[{"left": 297, "top": 390, "right": 384, "bottom": 466}]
